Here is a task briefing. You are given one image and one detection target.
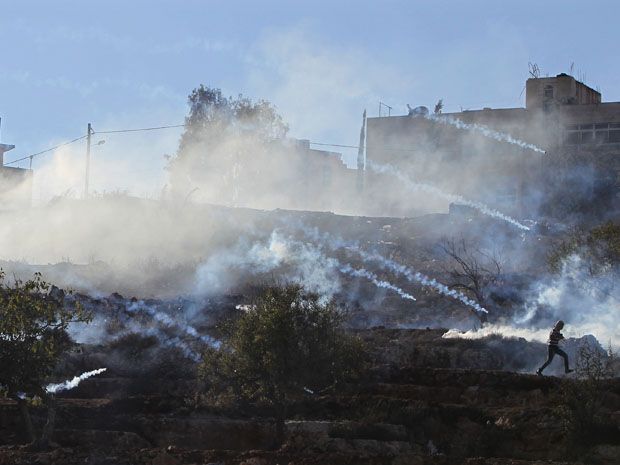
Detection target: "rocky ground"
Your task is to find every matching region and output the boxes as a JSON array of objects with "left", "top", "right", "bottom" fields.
[{"left": 1, "top": 328, "right": 619, "bottom": 465}]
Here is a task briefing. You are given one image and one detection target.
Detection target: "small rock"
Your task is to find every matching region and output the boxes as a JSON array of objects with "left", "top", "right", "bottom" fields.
[
  {"left": 241, "top": 458, "right": 267, "bottom": 465},
  {"left": 33, "top": 454, "right": 50, "bottom": 465},
  {"left": 593, "top": 444, "right": 620, "bottom": 461},
  {"left": 152, "top": 452, "right": 180, "bottom": 465}
]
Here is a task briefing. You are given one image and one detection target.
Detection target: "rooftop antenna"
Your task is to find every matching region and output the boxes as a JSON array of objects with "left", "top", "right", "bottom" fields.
[{"left": 379, "top": 101, "right": 393, "bottom": 117}]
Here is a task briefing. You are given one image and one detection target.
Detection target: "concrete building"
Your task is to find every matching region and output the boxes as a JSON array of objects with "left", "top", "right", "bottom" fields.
[
  {"left": 364, "top": 73, "right": 620, "bottom": 219},
  {"left": 292, "top": 139, "right": 358, "bottom": 213},
  {"left": 0, "top": 142, "right": 33, "bottom": 209}
]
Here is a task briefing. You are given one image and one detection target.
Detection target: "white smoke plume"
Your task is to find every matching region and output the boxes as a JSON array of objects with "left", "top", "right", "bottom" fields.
[
  {"left": 126, "top": 300, "right": 221, "bottom": 349},
  {"left": 194, "top": 230, "right": 418, "bottom": 303},
  {"left": 514, "top": 254, "right": 620, "bottom": 349},
  {"left": 442, "top": 325, "right": 549, "bottom": 342},
  {"left": 367, "top": 161, "right": 530, "bottom": 231},
  {"left": 424, "top": 113, "right": 546, "bottom": 154},
  {"left": 357, "top": 248, "right": 488, "bottom": 314},
  {"left": 296, "top": 225, "right": 488, "bottom": 316},
  {"left": 444, "top": 254, "right": 619, "bottom": 350},
  {"left": 339, "top": 263, "right": 416, "bottom": 301},
  {"left": 45, "top": 368, "right": 107, "bottom": 394},
  {"left": 194, "top": 230, "right": 341, "bottom": 300},
  {"left": 67, "top": 305, "right": 206, "bottom": 362}
]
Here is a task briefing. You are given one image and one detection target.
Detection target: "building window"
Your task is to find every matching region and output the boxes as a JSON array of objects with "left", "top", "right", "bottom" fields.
[
  {"left": 564, "top": 122, "right": 620, "bottom": 145},
  {"left": 544, "top": 85, "right": 554, "bottom": 99},
  {"left": 565, "top": 132, "right": 580, "bottom": 144},
  {"left": 581, "top": 131, "right": 594, "bottom": 143}
]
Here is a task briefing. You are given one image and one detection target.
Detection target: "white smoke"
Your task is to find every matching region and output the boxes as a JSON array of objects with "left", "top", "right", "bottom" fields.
[
  {"left": 356, "top": 248, "right": 487, "bottom": 314},
  {"left": 445, "top": 254, "right": 619, "bottom": 350},
  {"left": 126, "top": 300, "right": 221, "bottom": 349},
  {"left": 339, "top": 263, "right": 416, "bottom": 301},
  {"left": 515, "top": 254, "right": 620, "bottom": 349},
  {"left": 194, "top": 229, "right": 418, "bottom": 304},
  {"left": 194, "top": 230, "right": 341, "bottom": 300},
  {"left": 45, "top": 368, "right": 107, "bottom": 394},
  {"left": 367, "top": 161, "right": 530, "bottom": 231},
  {"left": 297, "top": 225, "right": 488, "bottom": 315},
  {"left": 424, "top": 113, "right": 546, "bottom": 154},
  {"left": 442, "top": 325, "right": 549, "bottom": 342}
]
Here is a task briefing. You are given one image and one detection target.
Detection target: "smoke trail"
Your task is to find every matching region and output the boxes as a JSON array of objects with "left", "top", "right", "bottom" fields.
[
  {"left": 195, "top": 230, "right": 417, "bottom": 303},
  {"left": 136, "top": 325, "right": 202, "bottom": 362},
  {"left": 357, "top": 248, "right": 488, "bottom": 314},
  {"left": 366, "top": 161, "right": 530, "bottom": 231},
  {"left": 339, "top": 263, "right": 416, "bottom": 301},
  {"left": 424, "top": 113, "right": 546, "bottom": 154},
  {"left": 45, "top": 368, "right": 107, "bottom": 394},
  {"left": 297, "top": 225, "right": 487, "bottom": 315},
  {"left": 275, "top": 234, "right": 417, "bottom": 302},
  {"left": 127, "top": 301, "right": 221, "bottom": 349},
  {"left": 442, "top": 324, "right": 548, "bottom": 342}
]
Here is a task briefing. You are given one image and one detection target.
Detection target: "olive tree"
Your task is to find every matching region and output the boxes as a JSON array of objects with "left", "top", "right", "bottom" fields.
[
  {"left": 200, "top": 284, "right": 366, "bottom": 445},
  {"left": 0, "top": 272, "right": 90, "bottom": 448}
]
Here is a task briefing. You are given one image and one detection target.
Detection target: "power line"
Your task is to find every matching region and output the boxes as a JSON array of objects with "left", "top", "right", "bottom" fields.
[
  {"left": 309, "top": 141, "right": 425, "bottom": 154},
  {"left": 95, "top": 124, "right": 185, "bottom": 134},
  {"left": 4, "top": 135, "right": 88, "bottom": 166},
  {"left": 2, "top": 119, "right": 529, "bottom": 170},
  {"left": 310, "top": 142, "right": 359, "bottom": 150},
  {"left": 3, "top": 123, "right": 186, "bottom": 167}
]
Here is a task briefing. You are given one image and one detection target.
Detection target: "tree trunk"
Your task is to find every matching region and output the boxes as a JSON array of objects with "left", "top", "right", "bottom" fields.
[
  {"left": 275, "top": 400, "right": 288, "bottom": 449},
  {"left": 38, "top": 394, "right": 56, "bottom": 450},
  {"left": 17, "top": 398, "right": 35, "bottom": 443}
]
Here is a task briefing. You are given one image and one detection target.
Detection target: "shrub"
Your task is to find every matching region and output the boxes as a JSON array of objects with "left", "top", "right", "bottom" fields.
[
  {"left": 199, "top": 284, "right": 367, "bottom": 444},
  {"left": 555, "top": 340, "right": 616, "bottom": 449},
  {"left": 0, "top": 272, "right": 90, "bottom": 448}
]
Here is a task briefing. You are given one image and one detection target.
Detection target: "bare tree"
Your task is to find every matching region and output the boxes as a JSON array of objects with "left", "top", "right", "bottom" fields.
[{"left": 440, "top": 237, "right": 502, "bottom": 316}]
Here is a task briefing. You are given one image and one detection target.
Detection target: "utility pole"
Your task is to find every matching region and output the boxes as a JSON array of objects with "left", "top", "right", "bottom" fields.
[
  {"left": 84, "top": 123, "right": 93, "bottom": 198},
  {"left": 356, "top": 109, "right": 366, "bottom": 193}
]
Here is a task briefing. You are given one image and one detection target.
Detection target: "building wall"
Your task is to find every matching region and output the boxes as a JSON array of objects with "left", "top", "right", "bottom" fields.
[
  {"left": 526, "top": 74, "right": 601, "bottom": 110},
  {"left": 365, "top": 74, "right": 620, "bottom": 219},
  {"left": 0, "top": 166, "right": 33, "bottom": 209},
  {"left": 365, "top": 110, "right": 544, "bottom": 218}
]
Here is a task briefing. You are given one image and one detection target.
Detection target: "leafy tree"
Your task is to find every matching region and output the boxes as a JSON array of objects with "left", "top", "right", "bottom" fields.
[
  {"left": 167, "top": 85, "right": 289, "bottom": 204},
  {"left": 200, "top": 284, "right": 366, "bottom": 446},
  {"left": 539, "top": 158, "right": 617, "bottom": 222},
  {"left": 0, "top": 272, "right": 90, "bottom": 448},
  {"left": 548, "top": 221, "right": 620, "bottom": 275}
]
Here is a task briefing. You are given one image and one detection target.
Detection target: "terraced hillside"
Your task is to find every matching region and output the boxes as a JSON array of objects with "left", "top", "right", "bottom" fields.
[{"left": 1, "top": 329, "right": 618, "bottom": 465}]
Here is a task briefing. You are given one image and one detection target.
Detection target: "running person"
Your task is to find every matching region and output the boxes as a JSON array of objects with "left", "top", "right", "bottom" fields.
[{"left": 537, "top": 320, "right": 574, "bottom": 376}]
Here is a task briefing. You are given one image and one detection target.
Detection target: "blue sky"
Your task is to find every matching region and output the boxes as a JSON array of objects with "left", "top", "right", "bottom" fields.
[{"left": 0, "top": 0, "right": 618, "bottom": 199}]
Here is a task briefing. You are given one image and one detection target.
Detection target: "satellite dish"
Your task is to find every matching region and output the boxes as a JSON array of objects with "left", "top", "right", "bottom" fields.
[{"left": 412, "top": 106, "right": 429, "bottom": 116}]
